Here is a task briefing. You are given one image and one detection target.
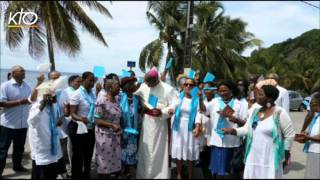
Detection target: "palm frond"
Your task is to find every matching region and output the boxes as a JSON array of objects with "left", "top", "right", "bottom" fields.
[
  {"left": 62, "top": 1, "right": 108, "bottom": 46},
  {"left": 79, "top": 1, "right": 112, "bottom": 18},
  {"left": 49, "top": 1, "right": 80, "bottom": 55}
]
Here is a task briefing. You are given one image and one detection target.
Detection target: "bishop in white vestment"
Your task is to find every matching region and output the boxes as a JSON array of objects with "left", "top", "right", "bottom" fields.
[{"left": 135, "top": 67, "right": 179, "bottom": 179}]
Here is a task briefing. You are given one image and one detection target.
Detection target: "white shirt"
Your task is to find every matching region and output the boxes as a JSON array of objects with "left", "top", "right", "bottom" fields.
[
  {"left": 56, "top": 87, "right": 76, "bottom": 138},
  {"left": 239, "top": 98, "right": 249, "bottom": 118},
  {"left": 27, "top": 101, "right": 63, "bottom": 166},
  {"left": 308, "top": 114, "right": 320, "bottom": 153},
  {"left": 97, "top": 89, "right": 107, "bottom": 101},
  {"left": 69, "top": 88, "right": 95, "bottom": 129},
  {"left": 204, "top": 98, "right": 247, "bottom": 147},
  {"left": 276, "top": 85, "right": 290, "bottom": 113}
]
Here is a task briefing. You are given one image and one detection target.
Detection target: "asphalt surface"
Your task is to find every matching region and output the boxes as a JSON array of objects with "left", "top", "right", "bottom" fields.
[{"left": 1, "top": 111, "right": 309, "bottom": 179}]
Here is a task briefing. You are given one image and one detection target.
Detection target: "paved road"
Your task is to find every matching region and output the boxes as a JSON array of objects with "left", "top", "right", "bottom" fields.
[{"left": 2, "top": 112, "right": 308, "bottom": 179}]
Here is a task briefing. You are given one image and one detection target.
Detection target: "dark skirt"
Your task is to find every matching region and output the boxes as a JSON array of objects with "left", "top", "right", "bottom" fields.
[{"left": 209, "top": 146, "right": 235, "bottom": 176}]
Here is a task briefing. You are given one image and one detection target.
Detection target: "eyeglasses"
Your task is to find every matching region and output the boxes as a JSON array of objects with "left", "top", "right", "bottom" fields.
[{"left": 184, "top": 83, "right": 195, "bottom": 87}]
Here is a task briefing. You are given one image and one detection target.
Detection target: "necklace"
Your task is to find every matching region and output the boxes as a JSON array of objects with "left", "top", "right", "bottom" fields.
[{"left": 259, "top": 112, "right": 266, "bottom": 119}]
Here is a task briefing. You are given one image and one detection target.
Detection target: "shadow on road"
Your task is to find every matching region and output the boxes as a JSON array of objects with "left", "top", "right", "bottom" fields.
[{"left": 284, "top": 161, "right": 305, "bottom": 174}]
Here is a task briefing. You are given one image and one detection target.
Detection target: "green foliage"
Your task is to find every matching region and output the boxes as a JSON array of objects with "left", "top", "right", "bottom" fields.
[
  {"left": 139, "top": 1, "right": 260, "bottom": 83},
  {"left": 248, "top": 29, "right": 320, "bottom": 95}
]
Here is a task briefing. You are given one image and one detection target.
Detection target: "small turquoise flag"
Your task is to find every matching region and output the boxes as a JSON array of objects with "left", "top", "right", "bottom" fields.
[
  {"left": 93, "top": 66, "right": 105, "bottom": 78},
  {"left": 190, "top": 86, "right": 199, "bottom": 98},
  {"left": 148, "top": 94, "right": 158, "bottom": 108},
  {"left": 203, "top": 72, "right": 215, "bottom": 83},
  {"left": 121, "top": 69, "right": 131, "bottom": 78},
  {"left": 188, "top": 69, "right": 196, "bottom": 80},
  {"left": 124, "top": 128, "right": 139, "bottom": 135},
  {"left": 165, "top": 58, "right": 174, "bottom": 70}
]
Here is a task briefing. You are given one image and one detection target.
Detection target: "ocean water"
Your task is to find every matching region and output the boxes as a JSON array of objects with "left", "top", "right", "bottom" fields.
[{"left": 0, "top": 69, "right": 79, "bottom": 88}]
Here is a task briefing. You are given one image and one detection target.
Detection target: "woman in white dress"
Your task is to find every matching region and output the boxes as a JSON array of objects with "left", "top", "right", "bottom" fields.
[
  {"left": 171, "top": 78, "right": 202, "bottom": 179},
  {"left": 222, "top": 84, "right": 295, "bottom": 179},
  {"left": 295, "top": 92, "right": 320, "bottom": 179}
]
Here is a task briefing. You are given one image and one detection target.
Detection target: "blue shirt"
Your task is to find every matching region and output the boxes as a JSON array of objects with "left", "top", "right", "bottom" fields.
[{"left": 0, "top": 79, "right": 31, "bottom": 129}]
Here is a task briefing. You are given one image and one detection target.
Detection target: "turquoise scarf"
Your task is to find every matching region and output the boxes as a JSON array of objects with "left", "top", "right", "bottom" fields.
[
  {"left": 120, "top": 92, "right": 139, "bottom": 135},
  {"left": 48, "top": 103, "right": 61, "bottom": 156},
  {"left": 173, "top": 91, "right": 199, "bottom": 132},
  {"left": 80, "top": 86, "right": 96, "bottom": 128},
  {"left": 303, "top": 113, "right": 320, "bottom": 153},
  {"left": 215, "top": 98, "right": 235, "bottom": 139},
  {"left": 244, "top": 108, "right": 285, "bottom": 170}
]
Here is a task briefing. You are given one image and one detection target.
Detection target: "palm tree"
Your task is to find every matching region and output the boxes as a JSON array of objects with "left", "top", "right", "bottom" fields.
[
  {"left": 1, "top": 1, "right": 112, "bottom": 71},
  {"left": 139, "top": 1, "right": 184, "bottom": 77},
  {"left": 191, "top": 1, "right": 261, "bottom": 80},
  {"left": 139, "top": 1, "right": 261, "bottom": 83}
]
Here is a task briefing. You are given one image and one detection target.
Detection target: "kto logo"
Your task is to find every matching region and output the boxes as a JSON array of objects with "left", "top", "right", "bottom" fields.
[{"left": 7, "top": 8, "right": 38, "bottom": 28}]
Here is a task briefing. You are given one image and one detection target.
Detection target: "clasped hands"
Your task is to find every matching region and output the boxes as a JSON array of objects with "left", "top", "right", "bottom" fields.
[{"left": 294, "top": 131, "right": 309, "bottom": 143}]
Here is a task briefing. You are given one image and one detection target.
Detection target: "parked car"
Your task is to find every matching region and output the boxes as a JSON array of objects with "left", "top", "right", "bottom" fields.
[{"left": 288, "top": 90, "right": 304, "bottom": 111}]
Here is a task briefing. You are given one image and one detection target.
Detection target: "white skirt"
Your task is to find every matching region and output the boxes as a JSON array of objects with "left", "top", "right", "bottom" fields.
[{"left": 171, "top": 118, "right": 200, "bottom": 161}]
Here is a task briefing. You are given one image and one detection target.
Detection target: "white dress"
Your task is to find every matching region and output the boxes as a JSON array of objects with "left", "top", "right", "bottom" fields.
[
  {"left": 171, "top": 97, "right": 200, "bottom": 161},
  {"left": 243, "top": 116, "right": 283, "bottom": 179}
]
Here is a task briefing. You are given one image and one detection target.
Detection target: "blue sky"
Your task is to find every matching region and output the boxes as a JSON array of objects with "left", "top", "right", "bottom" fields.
[{"left": 0, "top": 1, "right": 319, "bottom": 77}]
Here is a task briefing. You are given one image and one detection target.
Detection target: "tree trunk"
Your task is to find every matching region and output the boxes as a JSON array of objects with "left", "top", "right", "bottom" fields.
[{"left": 46, "top": 26, "right": 55, "bottom": 71}]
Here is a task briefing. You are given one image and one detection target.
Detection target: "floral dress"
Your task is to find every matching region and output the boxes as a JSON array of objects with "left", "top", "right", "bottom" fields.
[{"left": 94, "top": 96, "right": 122, "bottom": 174}]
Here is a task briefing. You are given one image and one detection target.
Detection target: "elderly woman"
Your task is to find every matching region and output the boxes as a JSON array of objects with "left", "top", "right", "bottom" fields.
[
  {"left": 222, "top": 83, "right": 295, "bottom": 179},
  {"left": 171, "top": 77, "right": 202, "bottom": 179},
  {"left": 204, "top": 81, "right": 247, "bottom": 178},
  {"left": 119, "top": 75, "right": 142, "bottom": 178},
  {"left": 94, "top": 79, "right": 122, "bottom": 178},
  {"left": 295, "top": 92, "right": 320, "bottom": 179}
]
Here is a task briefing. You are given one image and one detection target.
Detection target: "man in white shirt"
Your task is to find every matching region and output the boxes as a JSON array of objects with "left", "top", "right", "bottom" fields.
[
  {"left": 28, "top": 93, "right": 64, "bottom": 179},
  {"left": 265, "top": 73, "right": 290, "bottom": 113}
]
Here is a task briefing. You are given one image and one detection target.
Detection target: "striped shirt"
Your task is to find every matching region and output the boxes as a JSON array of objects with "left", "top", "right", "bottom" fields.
[{"left": 0, "top": 79, "right": 31, "bottom": 129}]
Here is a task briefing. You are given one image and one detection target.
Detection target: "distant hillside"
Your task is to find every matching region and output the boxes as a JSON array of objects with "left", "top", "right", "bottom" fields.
[{"left": 248, "top": 29, "right": 320, "bottom": 95}]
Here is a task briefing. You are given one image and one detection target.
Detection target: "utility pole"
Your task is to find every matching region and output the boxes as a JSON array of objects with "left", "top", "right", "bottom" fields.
[{"left": 183, "top": 0, "right": 194, "bottom": 71}]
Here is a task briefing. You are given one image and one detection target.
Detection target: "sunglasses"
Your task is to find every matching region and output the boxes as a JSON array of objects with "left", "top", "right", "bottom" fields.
[{"left": 184, "top": 83, "right": 195, "bottom": 87}]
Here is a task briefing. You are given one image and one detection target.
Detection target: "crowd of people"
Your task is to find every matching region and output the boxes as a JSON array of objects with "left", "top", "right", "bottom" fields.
[{"left": 0, "top": 65, "right": 319, "bottom": 179}]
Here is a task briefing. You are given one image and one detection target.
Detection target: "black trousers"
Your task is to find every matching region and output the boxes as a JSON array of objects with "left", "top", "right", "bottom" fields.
[
  {"left": 0, "top": 126, "right": 27, "bottom": 175},
  {"left": 31, "top": 160, "right": 59, "bottom": 179},
  {"left": 69, "top": 125, "right": 95, "bottom": 179},
  {"left": 199, "top": 146, "right": 211, "bottom": 178}
]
